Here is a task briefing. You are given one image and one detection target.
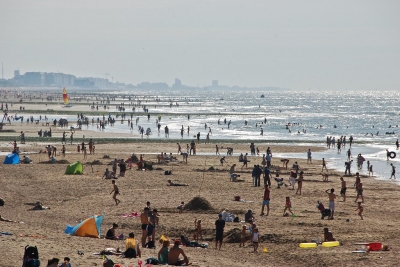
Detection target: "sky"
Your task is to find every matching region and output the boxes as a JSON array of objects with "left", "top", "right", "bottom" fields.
[{"left": 0, "top": 0, "right": 399, "bottom": 90}]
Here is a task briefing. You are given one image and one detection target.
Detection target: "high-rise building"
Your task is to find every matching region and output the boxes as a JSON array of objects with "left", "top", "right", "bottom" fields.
[
  {"left": 174, "top": 78, "right": 182, "bottom": 88},
  {"left": 14, "top": 70, "right": 20, "bottom": 78}
]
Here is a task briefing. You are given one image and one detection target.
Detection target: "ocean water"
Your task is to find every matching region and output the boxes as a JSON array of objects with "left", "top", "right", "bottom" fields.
[{"left": 10, "top": 90, "right": 400, "bottom": 181}]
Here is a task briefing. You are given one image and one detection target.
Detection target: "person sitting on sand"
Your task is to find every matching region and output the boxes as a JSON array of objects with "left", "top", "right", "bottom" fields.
[
  {"left": 168, "top": 239, "right": 189, "bottom": 266},
  {"left": 158, "top": 239, "right": 170, "bottom": 264},
  {"left": 59, "top": 257, "right": 72, "bottom": 267},
  {"left": 31, "top": 201, "right": 50, "bottom": 210},
  {"left": 46, "top": 258, "right": 59, "bottom": 267},
  {"left": 105, "top": 223, "right": 119, "bottom": 240},
  {"left": 125, "top": 232, "right": 141, "bottom": 258},
  {"left": 244, "top": 209, "right": 254, "bottom": 222},
  {"left": 167, "top": 180, "right": 189, "bottom": 186},
  {"left": 323, "top": 227, "right": 336, "bottom": 242},
  {"left": 23, "top": 155, "right": 31, "bottom": 164},
  {"left": 102, "top": 168, "right": 111, "bottom": 179}
]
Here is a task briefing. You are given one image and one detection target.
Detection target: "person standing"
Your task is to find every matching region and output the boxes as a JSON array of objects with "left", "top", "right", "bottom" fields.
[
  {"left": 347, "top": 149, "right": 351, "bottom": 161},
  {"left": 261, "top": 184, "right": 270, "bottom": 216},
  {"left": 322, "top": 158, "right": 328, "bottom": 172},
  {"left": 263, "top": 166, "right": 272, "bottom": 187},
  {"left": 325, "top": 188, "right": 336, "bottom": 220},
  {"left": 396, "top": 139, "right": 399, "bottom": 150},
  {"left": 340, "top": 177, "right": 346, "bottom": 202},
  {"left": 390, "top": 163, "right": 396, "bottom": 179},
  {"left": 110, "top": 180, "right": 120, "bottom": 205},
  {"left": 307, "top": 149, "right": 312, "bottom": 164},
  {"left": 215, "top": 214, "right": 225, "bottom": 250},
  {"left": 296, "top": 171, "right": 304, "bottom": 195}
]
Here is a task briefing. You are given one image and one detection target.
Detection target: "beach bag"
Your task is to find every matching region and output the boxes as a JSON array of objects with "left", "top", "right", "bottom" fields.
[
  {"left": 233, "top": 216, "right": 240, "bottom": 222},
  {"left": 145, "top": 240, "right": 156, "bottom": 249},
  {"left": 22, "top": 245, "right": 40, "bottom": 267},
  {"left": 124, "top": 248, "right": 136, "bottom": 258},
  {"left": 0, "top": 198, "right": 4, "bottom": 206},
  {"left": 103, "top": 258, "right": 114, "bottom": 267},
  {"left": 146, "top": 258, "right": 159, "bottom": 265}
]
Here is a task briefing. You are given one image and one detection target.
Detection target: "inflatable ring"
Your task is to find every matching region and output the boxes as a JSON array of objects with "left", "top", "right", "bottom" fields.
[
  {"left": 299, "top": 243, "right": 317, "bottom": 248},
  {"left": 322, "top": 241, "right": 340, "bottom": 247},
  {"left": 389, "top": 152, "right": 396, "bottom": 159}
]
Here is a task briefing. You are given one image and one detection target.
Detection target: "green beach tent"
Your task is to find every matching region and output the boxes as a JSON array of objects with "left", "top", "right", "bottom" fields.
[{"left": 65, "top": 161, "right": 83, "bottom": 175}]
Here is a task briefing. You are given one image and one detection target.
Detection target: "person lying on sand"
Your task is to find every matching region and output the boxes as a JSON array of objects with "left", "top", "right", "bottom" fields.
[
  {"left": 30, "top": 202, "right": 50, "bottom": 210},
  {"left": 0, "top": 214, "right": 19, "bottom": 223},
  {"left": 168, "top": 180, "right": 189, "bottom": 186}
]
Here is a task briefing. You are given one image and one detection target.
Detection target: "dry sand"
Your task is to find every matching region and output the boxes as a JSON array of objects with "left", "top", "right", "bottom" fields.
[{"left": 1, "top": 136, "right": 400, "bottom": 267}]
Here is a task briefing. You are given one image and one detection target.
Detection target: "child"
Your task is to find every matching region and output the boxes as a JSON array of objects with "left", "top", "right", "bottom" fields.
[
  {"left": 322, "top": 172, "right": 329, "bottom": 181},
  {"left": 355, "top": 202, "right": 364, "bottom": 220},
  {"left": 196, "top": 219, "right": 203, "bottom": 241},
  {"left": 59, "top": 257, "right": 72, "bottom": 267},
  {"left": 177, "top": 201, "right": 184, "bottom": 213},
  {"left": 110, "top": 180, "right": 120, "bottom": 205},
  {"left": 251, "top": 228, "right": 260, "bottom": 252},
  {"left": 323, "top": 227, "right": 336, "bottom": 242},
  {"left": 239, "top": 225, "right": 247, "bottom": 247},
  {"left": 283, "top": 196, "right": 294, "bottom": 216}
]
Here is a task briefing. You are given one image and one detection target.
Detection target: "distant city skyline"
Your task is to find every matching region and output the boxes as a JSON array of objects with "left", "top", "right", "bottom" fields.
[{"left": 1, "top": 1, "right": 399, "bottom": 90}]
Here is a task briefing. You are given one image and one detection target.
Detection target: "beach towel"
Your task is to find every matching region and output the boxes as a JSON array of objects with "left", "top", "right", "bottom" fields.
[{"left": 121, "top": 212, "right": 140, "bottom": 218}]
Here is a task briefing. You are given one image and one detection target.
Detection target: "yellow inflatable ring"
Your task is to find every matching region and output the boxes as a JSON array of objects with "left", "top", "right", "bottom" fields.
[
  {"left": 322, "top": 241, "right": 340, "bottom": 247},
  {"left": 299, "top": 243, "right": 318, "bottom": 248}
]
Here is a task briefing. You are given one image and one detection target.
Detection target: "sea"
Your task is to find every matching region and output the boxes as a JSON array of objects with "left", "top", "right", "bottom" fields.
[{"left": 10, "top": 89, "right": 400, "bottom": 182}]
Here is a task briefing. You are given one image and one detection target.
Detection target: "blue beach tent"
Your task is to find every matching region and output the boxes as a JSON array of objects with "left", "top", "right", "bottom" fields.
[
  {"left": 3, "top": 154, "right": 20, "bottom": 164},
  {"left": 65, "top": 214, "right": 104, "bottom": 238}
]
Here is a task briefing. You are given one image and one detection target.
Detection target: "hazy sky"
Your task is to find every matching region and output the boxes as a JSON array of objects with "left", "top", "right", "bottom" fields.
[{"left": 1, "top": 0, "right": 399, "bottom": 90}]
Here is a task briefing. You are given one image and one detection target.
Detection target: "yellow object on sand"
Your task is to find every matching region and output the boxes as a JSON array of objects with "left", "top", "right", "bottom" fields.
[
  {"left": 159, "top": 234, "right": 169, "bottom": 243},
  {"left": 299, "top": 243, "right": 318, "bottom": 248},
  {"left": 263, "top": 247, "right": 268, "bottom": 252},
  {"left": 322, "top": 241, "right": 340, "bottom": 247}
]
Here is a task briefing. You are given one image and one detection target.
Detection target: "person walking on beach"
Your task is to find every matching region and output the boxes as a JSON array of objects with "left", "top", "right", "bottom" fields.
[
  {"left": 307, "top": 149, "right": 312, "bottom": 164},
  {"left": 355, "top": 202, "right": 364, "bottom": 220},
  {"left": 261, "top": 184, "right": 270, "bottom": 216},
  {"left": 196, "top": 132, "right": 200, "bottom": 144},
  {"left": 396, "top": 139, "right": 399, "bottom": 150},
  {"left": 110, "top": 180, "right": 121, "bottom": 205},
  {"left": 322, "top": 158, "right": 328, "bottom": 172},
  {"left": 390, "top": 163, "right": 396, "bottom": 179},
  {"left": 386, "top": 149, "right": 390, "bottom": 161},
  {"left": 325, "top": 188, "right": 336, "bottom": 219},
  {"left": 340, "top": 177, "right": 346, "bottom": 202},
  {"left": 347, "top": 149, "right": 351, "bottom": 161},
  {"left": 349, "top": 135, "right": 353, "bottom": 148},
  {"left": 216, "top": 145, "right": 220, "bottom": 155},
  {"left": 177, "top": 143, "right": 181, "bottom": 154},
  {"left": 215, "top": 214, "right": 225, "bottom": 250},
  {"left": 296, "top": 171, "right": 304, "bottom": 195},
  {"left": 355, "top": 179, "right": 364, "bottom": 203}
]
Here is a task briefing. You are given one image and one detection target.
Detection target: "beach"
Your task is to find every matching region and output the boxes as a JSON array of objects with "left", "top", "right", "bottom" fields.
[{"left": 1, "top": 92, "right": 400, "bottom": 267}]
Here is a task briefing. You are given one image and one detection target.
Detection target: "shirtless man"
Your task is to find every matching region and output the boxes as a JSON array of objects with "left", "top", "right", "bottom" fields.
[
  {"left": 140, "top": 207, "right": 151, "bottom": 247},
  {"left": 355, "top": 180, "right": 364, "bottom": 203},
  {"left": 340, "top": 177, "right": 347, "bottom": 202},
  {"left": 325, "top": 188, "right": 336, "bottom": 219},
  {"left": 110, "top": 180, "right": 120, "bottom": 205},
  {"left": 322, "top": 158, "right": 328, "bottom": 172},
  {"left": 168, "top": 240, "right": 189, "bottom": 266}
]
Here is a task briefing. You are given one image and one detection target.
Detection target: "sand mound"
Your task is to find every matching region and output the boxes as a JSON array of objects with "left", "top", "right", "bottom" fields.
[
  {"left": 224, "top": 228, "right": 242, "bottom": 243},
  {"left": 184, "top": 196, "right": 213, "bottom": 211}
]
